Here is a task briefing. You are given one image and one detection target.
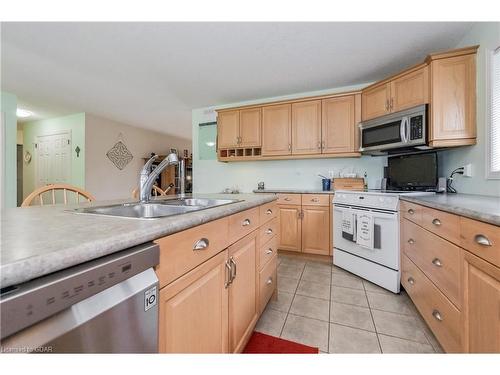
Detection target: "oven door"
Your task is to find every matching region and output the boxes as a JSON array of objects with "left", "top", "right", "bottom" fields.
[
  {"left": 334, "top": 205, "right": 399, "bottom": 270},
  {"left": 360, "top": 117, "right": 408, "bottom": 152}
]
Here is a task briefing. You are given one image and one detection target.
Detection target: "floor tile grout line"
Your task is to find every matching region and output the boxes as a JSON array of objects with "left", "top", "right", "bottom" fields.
[
  {"left": 278, "top": 261, "right": 305, "bottom": 338},
  {"left": 376, "top": 332, "right": 437, "bottom": 347},
  {"left": 363, "top": 280, "right": 383, "bottom": 353},
  {"left": 328, "top": 265, "right": 333, "bottom": 353}
]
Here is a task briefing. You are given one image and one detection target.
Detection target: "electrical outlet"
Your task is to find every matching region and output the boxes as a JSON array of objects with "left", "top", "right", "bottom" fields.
[{"left": 463, "top": 164, "right": 473, "bottom": 177}]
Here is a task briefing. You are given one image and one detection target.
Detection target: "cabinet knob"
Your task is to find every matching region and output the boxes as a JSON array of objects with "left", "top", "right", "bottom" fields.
[
  {"left": 242, "top": 219, "right": 251, "bottom": 227},
  {"left": 432, "top": 309, "right": 443, "bottom": 322},
  {"left": 432, "top": 218, "right": 442, "bottom": 226},
  {"left": 266, "top": 277, "right": 273, "bottom": 285},
  {"left": 432, "top": 258, "right": 442, "bottom": 267},
  {"left": 266, "top": 248, "right": 274, "bottom": 255},
  {"left": 193, "top": 238, "right": 209, "bottom": 250},
  {"left": 265, "top": 228, "right": 273, "bottom": 235},
  {"left": 407, "top": 277, "right": 415, "bottom": 285},
  {"left": 266, "top": 209, "right": 273, "bottom": 215},
  {"left": 407, "top": 238, "right": 415, "bottom": 245},
  {"left": 474, "top": 234, "right": 492, "bottom": 247},
  {"left": 408, "top": 209, "right": 415, "bottom": 215}
]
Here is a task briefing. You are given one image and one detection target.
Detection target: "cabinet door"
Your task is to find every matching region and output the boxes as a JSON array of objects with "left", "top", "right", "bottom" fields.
[
  {"left": 158, "top": 251, "right": 229, "bottom": 353},
  {"left": 361, "top": 83, "right": 390, "bottom": 121},
  {"left": 218, "top": 110, "right": 240, "bottom": 148},
  {"left": 302, "top": 206, "right": 330, "bottom": 255},
  {"left": 239, "top": 108, "right": 261, "bottom": 147},
  {"left": 430, "top": 53, "right": 476, "bottom": 146},
  {"left": 262, "top": 104, "right": 292, "bottom": 156},
  {"left": 462, "top": 251, "right": 500, "bottom": 353},
  {"left": 321, "top": 95, "right": 356, "bottom": 153},
  {"left": 228, "top": 232, "right": 258, "bottom": 353},
  {"left": 391, "top": 66, "right": 429, "bottom": 112},
  {"left": 278, "top": 204, "right": 302, "bottom": 252},
  {"left": 291, "top": 100, "right": 322, "bottom": 155}
]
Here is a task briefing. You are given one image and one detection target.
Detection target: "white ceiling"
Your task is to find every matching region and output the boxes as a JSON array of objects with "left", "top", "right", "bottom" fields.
[{"left": 1, "top": 22, "right": 473, "bottom": 139}]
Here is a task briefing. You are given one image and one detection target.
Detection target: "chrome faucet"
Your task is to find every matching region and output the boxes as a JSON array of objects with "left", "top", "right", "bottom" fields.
[{"left": 139, "top": 153, "right": 179, "bottom": 203}]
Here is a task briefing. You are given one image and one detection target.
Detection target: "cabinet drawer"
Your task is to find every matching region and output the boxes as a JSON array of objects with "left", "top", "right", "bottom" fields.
[
  {"left": 229, "top": 207, "right": 260, "bottom": 242},
  {"left": 259, "top": 217, "right": 278, "bottom": 247},
  {"left": 277, "top": 193, "right": 301, "bottom": 205},
  {"left": 301, "top": 194, "right": 330, "bottom": 207},
  {"left": 259, "top": 254, "right": 277, "bottom": 312},
  {"left": 259, "top": 237, "right": 278, "bottom": 270},
  {"left": 403, "top": 219, "right": 461, "bottom": 308},
  {"left": 155, "top": 217, "right": 230, "bottom": 288},
  {"left": 401, "top": 255, "right": 462, "bottom": 353},
  {"left": 259, "top": 201, "right": 277, "bottom": 225},
  {"left": 460, "top": 217, "right": 500, "bottom": 268},
  {"left": 400, "top": 200, "right": 423, "bottom": 225},
  {"left": 422, "top": 206, "right": 460, "bottom": 245}
]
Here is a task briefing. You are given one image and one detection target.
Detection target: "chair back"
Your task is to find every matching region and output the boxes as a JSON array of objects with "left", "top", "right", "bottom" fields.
[{"left": 21, "top": 184, "right": 95, "bottom": 207}]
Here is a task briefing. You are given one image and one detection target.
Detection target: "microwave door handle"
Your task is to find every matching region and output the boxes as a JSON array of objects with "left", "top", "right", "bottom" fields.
[
  {"left": 406, "top": 117, "right": 411, "bottom": 142},
  {"left": 400, "top": 117, "right": 409, "bottom": 143}
]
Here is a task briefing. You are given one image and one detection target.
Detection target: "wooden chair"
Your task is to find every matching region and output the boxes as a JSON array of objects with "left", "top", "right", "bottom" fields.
[
  {"left": 131, "top": 185, "right": 167, "bottom": 199},
  {"left": 21, "top": 184, "right": 95, "bottom": 207}
]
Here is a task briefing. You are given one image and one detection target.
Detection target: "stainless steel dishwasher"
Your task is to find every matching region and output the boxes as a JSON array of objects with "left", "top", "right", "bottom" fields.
[{"left": 0, "top": 242, "right": 159, "bottom": 353}]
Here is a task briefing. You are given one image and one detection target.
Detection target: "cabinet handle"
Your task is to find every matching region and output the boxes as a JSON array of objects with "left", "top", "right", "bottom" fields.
[
  {"left": 311, "top": 198, "right": 319, "bottom": 202},
  {"left": 432, "top": 218, "right": 442, "bottom": 226},
  {"left": 266, "top": 248, "right": 274, "bottom": 255},
  {"left": 407, "top": 277, "right": 415, "bottom": 285},
  {"left": 229, "top": 257, "right": 237, "bottom": 282},
  {"left": 265, "top": 228, "right": 273, "bottom": 235},
  {"left": 385, "top": 100, "right": 389, "bottom": 111},
  {"left": 432, "top": 309, "right": 443, "bottom": 322},
  {"left": 288, "top": 143, "right": 291, "bottom": 151},
  {"left": 322, "top": 141, "right": 325, "bottom": 149},
  {"left": 317, "top": 141, "right": 321, "bottom": 150},
  {"left": 407, "top": 238, "right": 415, "bottom": 245},
  {"left": 474, "top": 234, "right": 492, "bottom": 247},
  {"left": 266, "top": 277, "right": 273, "bottom": 285},
  {"left": 193, "top": 238, "right": 209, "bottom": 250},
  {"left": 390, "top": 98, "right": 394, "bottom": 110},
  {"left": 266, "top": 209, "right": 273, "bottom": 215},
  {"left": 224, "top": 260, "right": 233, "bottom": 288},
  {"left": 242, "top": 219, "right": 251, "bottom": 227},
  {"left": 407, "top": 208, "right": 415, "bottom": 215},
  {"left": 284, "top": 197, "right": 291, "bottom": 201},
  {"left": 432, "top": 258, "right": 442, "bottom": 267}
]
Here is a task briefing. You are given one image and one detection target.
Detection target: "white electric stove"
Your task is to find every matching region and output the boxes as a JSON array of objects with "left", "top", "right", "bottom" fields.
[{"left": 333, "top": 190, "right": 434, "bottom": 293}]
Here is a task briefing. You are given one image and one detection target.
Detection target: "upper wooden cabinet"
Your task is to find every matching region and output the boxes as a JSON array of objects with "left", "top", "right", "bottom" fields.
[
  {"left": 429, "top": 53, "right": 476, "bottom": 147},
  {"left": 262, "top": 104, "right": 292, "bottom": 156},
  {"left": 322, "top": 94, "right": 359, "bottom": 154},
  {"left": 217, "top": 108, "right": 261, "bottom": 149},
  {"left": 362, "top": 66, "right": 429, "bottom": 121},
  {"left": 218, "top": 110, "right": 240, "bottom": 148},
  {"left": 239, "top": 108, "right": 261, "bottom": 147},
  {"left": 291, "top": 100, "right": 322, "bottom": 155}
]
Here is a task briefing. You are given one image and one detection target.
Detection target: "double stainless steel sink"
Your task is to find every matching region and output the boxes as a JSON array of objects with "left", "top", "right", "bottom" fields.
[{"left": 73, "top": 198, "right": 241, "bottom": 219}]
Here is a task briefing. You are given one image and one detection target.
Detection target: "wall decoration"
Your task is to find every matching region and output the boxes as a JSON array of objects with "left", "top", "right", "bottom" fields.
[
  {"left": 106, "top": 141, "right": 133, "bottom": 170},
  {"left": 24, "top": 151, "right": 32, "bottom": 164},
  {"left": 75, "top": 146, "right": 81, "bottom": 157}
]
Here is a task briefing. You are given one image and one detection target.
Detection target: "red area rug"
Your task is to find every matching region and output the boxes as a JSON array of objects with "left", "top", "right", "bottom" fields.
[{"left": 243, "top": 332, "right": 319, "bottom": 354}]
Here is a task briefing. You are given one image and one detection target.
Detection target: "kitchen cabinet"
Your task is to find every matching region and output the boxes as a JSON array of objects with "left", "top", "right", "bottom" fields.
[
  {"left": 321, "top": 95, "right": 357, "bottom": 154},
  {"left": 462, "top": 251, "right": 500, "bottom": 353},
  {"left": 429, "top": 52, "right": 476, "bottom": 147},
  {"left": 158, "top": 251, "right": 229, "bottom": 353},
  {"left": 291, "top": 100, "right": 322, "bottom": 155},
  {"left": 262, "top": 104, "right": 292, "bottom": 156},
  {"left": 228, "top": 232, "right": 259, "bottom": 353},
  {"left": 278, "top": 204, "right": 302, "bottom": 252},
  {"left": 239, "top": 108, "right": 261, "bottom": 147},
  {"left": 362, "top": 83, "right": 391, "bottom": 121},
  {"left": 218, "top": 110, "right": 240, "bottom": 148},
  {"left": 301, "top": 205, "right": 330, "bottom": 255}
]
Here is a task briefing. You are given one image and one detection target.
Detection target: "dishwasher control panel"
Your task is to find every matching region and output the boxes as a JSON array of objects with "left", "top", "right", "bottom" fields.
[{"left": 0, "top": 243, "right": 159, "bottom": 340}]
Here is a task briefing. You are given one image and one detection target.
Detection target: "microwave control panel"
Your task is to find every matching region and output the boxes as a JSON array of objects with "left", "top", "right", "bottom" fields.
[{"left": 409, "top": 115, "right": 424, "bottom": 140}]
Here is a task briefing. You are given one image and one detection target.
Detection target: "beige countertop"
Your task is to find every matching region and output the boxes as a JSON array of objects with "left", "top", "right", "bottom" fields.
[{"left": 0, "top": 193, "right": 276, "bottom": 288}]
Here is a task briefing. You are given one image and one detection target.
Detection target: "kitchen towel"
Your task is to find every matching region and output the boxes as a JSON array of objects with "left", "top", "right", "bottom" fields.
[
  {"left": 341, "top": 211, "right": 355, "bottom": 235},
  {"left": 356, "top": 212, "right": 374, "bottom": 250}
]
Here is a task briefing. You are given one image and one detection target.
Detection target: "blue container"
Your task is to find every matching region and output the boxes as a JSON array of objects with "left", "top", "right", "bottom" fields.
[{"left": 322, "top": 178, "right": 331, "bottom": 191}]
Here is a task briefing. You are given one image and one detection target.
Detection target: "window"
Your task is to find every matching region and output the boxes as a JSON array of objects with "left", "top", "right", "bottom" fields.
[{"left": 487, "top": 46, "right": 500, "bottom": 179}]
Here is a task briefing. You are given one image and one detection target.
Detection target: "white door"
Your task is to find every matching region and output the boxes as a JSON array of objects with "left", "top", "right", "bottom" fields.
[{"left": 36, "top": 131, "right": 72, "bottom": 188}]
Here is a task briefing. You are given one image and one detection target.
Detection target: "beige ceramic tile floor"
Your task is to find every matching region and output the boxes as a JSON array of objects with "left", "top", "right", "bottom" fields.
[{"left": 255, "top": 254, "right": 444, "bottom": 354}]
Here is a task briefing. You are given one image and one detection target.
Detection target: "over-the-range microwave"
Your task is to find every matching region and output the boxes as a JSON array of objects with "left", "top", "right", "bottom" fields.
[{"left": 359, "top": 104, "right": 432, "bottom": 154}]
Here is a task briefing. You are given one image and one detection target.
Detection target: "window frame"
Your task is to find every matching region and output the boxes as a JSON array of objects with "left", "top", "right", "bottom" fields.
[{"left": 486, "top": 46, "right": 500, "bottom": 180}]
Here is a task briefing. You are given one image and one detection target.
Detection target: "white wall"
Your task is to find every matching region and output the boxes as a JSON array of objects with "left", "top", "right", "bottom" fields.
[
  {"left": 439, "top": 22, "right": 500, "bottom": 197},
  {"left": 192, "top": 83, "right": 387, "bottom": 193},
  {"left": 85, "top": 114, "right": 191, "bottom": 200}
]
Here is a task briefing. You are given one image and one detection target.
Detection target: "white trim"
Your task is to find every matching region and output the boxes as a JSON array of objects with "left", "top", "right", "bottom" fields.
[{"left": 486, "top": 46, "right": 500, "bottom": 179}]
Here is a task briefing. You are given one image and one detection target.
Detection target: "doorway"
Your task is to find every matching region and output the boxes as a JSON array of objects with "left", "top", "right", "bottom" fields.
[
  {"left": 17, "top": 144, "right": 23, "bottom": 206},
  {"left": 35, "top": 130, "right": 72, "bottom": 189}
]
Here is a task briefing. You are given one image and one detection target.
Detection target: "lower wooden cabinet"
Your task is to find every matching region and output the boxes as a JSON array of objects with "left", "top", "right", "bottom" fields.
[
  {"left": 462, "top": 250, "right": 500, "bottom": 353},
  {"left": 302, "top": 205, "right": 330, "bottom": 255},
  {"left": 228, "top": 232, "right": 259, "bottom": 353},
  {"left": 158, "top": 251, "right": 229, "bottom": 353},
  {"left": 278, "top": 204, "right": 302, "bottom": 252}
]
